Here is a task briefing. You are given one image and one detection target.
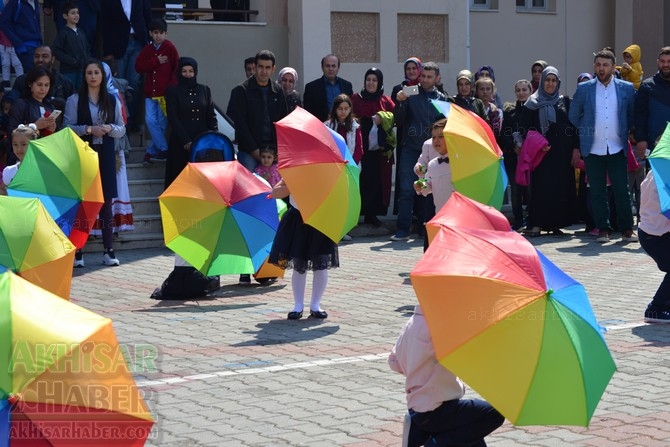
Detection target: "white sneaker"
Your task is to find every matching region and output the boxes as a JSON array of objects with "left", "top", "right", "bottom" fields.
[
  {"left": 73, "top": 251, "right": 85, "bottom": 268},
  {"left": 102, "top": 250, "right": 120, "bottom": 266}
]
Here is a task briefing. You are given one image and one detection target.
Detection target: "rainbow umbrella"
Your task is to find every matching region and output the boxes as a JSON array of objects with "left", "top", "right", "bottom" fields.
[
  {"left": 647, "top": 123, "right": 670, "bottom": 217},
  {"left": 0, "top": 196, "right": 75, "bottom": 299},
  {"left": 159, "top": 161, "right": 280, "bottom": 275},
  {"left": 425, "top": 191, "right": 511, "bottom": 243},
  {"left": 0, "top": 267, "right": 154, "bottom": 445},
  {"left": 444, "top": 103, "right": 508, "bottom": 209},
  {"left": 7, "top": 128, "right": 104, "bottom": 249},
  {"left": 275, "top": 107, "right": 361, "bottom": 243},
  {"left": 254, "top": 186, "right": 287, "bottom": 281},
  {"left": 410, "top": 226, "right": 615, "bottom": 426}
]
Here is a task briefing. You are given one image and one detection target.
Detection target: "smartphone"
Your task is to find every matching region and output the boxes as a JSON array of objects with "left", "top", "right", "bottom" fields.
[
  {"left": 49, "top": 109, "right": 62, "bottom": 119},
  {"left": 402, "top": 85, "right": 419, "bottom": 96}
]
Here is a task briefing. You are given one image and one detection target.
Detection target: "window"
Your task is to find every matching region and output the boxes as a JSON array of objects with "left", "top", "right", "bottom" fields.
[
  {"left": 470, "top": 0, "right": 498, "bottom": 10},
  {"left": 516, "top": 0, "right": 547, "bottom": 10}
]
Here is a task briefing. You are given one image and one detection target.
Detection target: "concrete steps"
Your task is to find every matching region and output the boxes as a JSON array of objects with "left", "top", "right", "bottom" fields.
[{"left": 82, "top": 138, "right": 167, "bottom": 253}]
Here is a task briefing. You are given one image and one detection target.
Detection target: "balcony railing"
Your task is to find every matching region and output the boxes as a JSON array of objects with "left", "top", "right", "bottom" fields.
[{"left": 152, "top": 7, "right": 259, "bottom": 22}]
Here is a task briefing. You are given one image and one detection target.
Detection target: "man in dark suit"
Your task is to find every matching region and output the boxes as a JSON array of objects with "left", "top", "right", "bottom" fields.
[
  {"left": 101, "top": 0, "right": 152, "bottom": 129},
  {"left": 303, "top": 54, "right": 353, "bottom": 121}
]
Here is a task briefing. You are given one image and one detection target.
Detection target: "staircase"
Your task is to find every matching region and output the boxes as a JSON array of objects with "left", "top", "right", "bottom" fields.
[{"left": 82, "top": 133, "right": 166, "bottom": 252}]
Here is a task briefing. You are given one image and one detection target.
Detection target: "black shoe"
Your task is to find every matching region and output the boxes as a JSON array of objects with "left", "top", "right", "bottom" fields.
[
  {"left": 309, "top": 310, "right": 328, "bottom": 319},
  {"left": 644, "top": 306, "right": 670, "bottom": 323},
  {"left": 287, "top": 311, "right": 303, "bottom": 320},
  {"left": 238, "top": 274, "right": 251, "bottom": 285},
  {"left": 364, "top": 216, "right": 382, "bottom": 227}
]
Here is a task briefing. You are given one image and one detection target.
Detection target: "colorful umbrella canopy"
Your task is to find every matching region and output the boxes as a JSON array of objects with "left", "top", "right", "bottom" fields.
[
  {"left": 254, "top": 187, "right": 287, "bottom": 280},
  {"left": 0, "top": 196, "right": 76, "bottom": 299},
  {"left": 425, "top": 191, "right": 511, "bottom": 243},
  {"left": 159, "top": 161, "right": 280, "bottom": 275},
  {"left": 0, "top": 267, "right": 154, "bottom": 445},
  {"left": 647, "top": 123, "right": 670, "bottom": 218},
  {"left": 7, "top": 128, "right": 104, "bottom": 249},
  {"left": 275, "top": 107, "right": 361, "bottom": 243},
  {"left": 443, "top": 103, "right": 508, "bottom": 209},
  {"left": 410, "top": 226, "right": 616, "bottom": 426}
]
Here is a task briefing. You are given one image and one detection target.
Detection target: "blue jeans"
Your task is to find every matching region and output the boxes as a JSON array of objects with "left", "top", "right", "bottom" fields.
[
  {"left": 639, "top": 229, "right": 670, "bottom": 310},
  {"left": 583, "top": 151, "right": 633, "bottom": 232},
  {"left": 395, "top": 147, "right": 420, "bottom": 234},
  {"left": 145, "top": 98, "right": 168, "bottom": 155},
  {"left": 237, "top": 150, "right": 259, "bottom": 172},
  {"left": 116, "top": 38, "right": 143, "bottom": 126},
  {"left": 408, "top": 398, "right": 504, "bottom": 447}
]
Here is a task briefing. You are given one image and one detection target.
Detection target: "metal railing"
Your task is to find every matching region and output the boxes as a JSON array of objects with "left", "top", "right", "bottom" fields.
[{"left": 151, "top": 7, "right": 259, "bottom": 22}]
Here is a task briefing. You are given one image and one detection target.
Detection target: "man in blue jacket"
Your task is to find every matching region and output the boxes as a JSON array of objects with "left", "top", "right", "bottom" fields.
[
  {"left": 569, "top": 48, "right": 636, "bottom": 244},
  {"left": 391, "top": 62, "right": 447, "bottom": 241},
  {"left": 635, "top": 46, "right": 670, "bottom": 158}
]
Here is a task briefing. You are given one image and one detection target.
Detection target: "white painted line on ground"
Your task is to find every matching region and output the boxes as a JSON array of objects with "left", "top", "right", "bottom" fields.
[
  {"left": 603, "top": 321, "right": 648, "bottom": 331},
  {"left": 136, "top": 353, "right": 389, "bottom": 388}
]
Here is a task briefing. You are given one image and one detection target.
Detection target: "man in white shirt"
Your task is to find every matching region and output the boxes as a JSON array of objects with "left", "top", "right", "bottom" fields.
[{"left": 569, "top": 48, "right": 636, "bottom": 243}]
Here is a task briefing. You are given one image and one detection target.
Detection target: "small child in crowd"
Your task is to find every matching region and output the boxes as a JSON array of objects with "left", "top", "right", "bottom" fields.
[
  {"left": 324, "top": 93, "right": 362, "bottom": 241},
  {"left": 135, "top": 18, "right": 179, "bottom": 165},
  {"left": 389, "top": 304, "right": 505, "bottom": 446},
  {"left": 324, "top": 93, "right": 363, "bottom": 166},
  {"left": 619, "top": 44, "right": 643, "bottom": 89},
  {"left": 413, "top": 118, "right": 454, "bottom": 250},
  {"left": 253, "top": 147, "right": 281, "bottom": 187},
  {"left": 268, "top": 179, "right": 338, "bottom": 320},
  {"left": 52, "top": 1, "right": 90, "bottom": 89},
  {"left": 0, "top": 123, "right": 37, "bottom": 195}
]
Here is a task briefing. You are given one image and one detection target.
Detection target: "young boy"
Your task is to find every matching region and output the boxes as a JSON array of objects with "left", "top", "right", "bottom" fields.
[
  {"left": 413, "top": 118, "right": 454, "bottom": 249},
  {"left": 52, "top": 1, "right": 90, "bottom": 89},
  {"left": 389, "top": 304, "right": 505, "bottom": 446},
  {"left": 135, "top": 18, "right": 179, "bottom": 165}
]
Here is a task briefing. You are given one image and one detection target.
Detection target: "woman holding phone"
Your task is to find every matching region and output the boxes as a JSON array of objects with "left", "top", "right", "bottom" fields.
[{"left": 9, "top": 66, "right": 59, "bottom": 136}]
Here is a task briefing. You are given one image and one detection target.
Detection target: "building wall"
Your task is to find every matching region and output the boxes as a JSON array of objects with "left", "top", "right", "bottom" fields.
[
  {"left": 289, "top": 0, "right": 468, "bottom": 97},
  {"left": 469, "top": 1, "right": 614, "bottom": 102}
]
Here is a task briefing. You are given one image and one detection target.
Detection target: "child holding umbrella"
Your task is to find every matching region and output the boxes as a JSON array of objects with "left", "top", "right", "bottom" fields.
[
  {"left": 268, "top": 179, "right": 338, "bottom": 320},
  {"left": 389, "top": 304, "right": 505, "bottom": 446}
]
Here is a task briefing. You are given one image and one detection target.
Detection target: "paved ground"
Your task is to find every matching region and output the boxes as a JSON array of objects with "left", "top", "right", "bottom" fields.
[{"left": 68, "top": 225, "right": 670, "bottom": 446}]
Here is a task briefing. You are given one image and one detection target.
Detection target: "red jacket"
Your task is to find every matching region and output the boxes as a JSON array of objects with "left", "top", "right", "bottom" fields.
[{"left": 134, "top": 39, "right": 179, "bottom": 97}]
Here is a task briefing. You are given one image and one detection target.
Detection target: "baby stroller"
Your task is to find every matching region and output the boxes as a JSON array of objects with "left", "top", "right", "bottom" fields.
[{"left": 190, "top": 131, "right": 235, "bottom": 162}]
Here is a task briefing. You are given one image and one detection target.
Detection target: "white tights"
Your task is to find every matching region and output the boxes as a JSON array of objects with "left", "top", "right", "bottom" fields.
[{"left": 291, "top": 269, "right": 328, "bottom": 312}]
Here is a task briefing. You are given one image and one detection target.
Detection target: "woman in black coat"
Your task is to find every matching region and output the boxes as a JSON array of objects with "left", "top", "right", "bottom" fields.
[{"left": 164, "top": 57, "right": 218, "bottom": 189}]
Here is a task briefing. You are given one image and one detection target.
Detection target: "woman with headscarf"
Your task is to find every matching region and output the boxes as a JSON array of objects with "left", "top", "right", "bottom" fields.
[
  {"left": 277, "top": 67, "right": 301, "bottom": 113},
  {"left": 519, "top": 66, "right": 578, "bottom": 236},
  {"left": 352, "top": 67, "right": 396, "bottom": 226},
  {"left": 498, "top": 79, "right": 533, "bottom": 230},
  {"left": 449, "top": 69, "right": 486, "bottom": 119},
  {"left": 474, "top": 65, "right": 504, "bottom": 108},
  {"left": 164, "top": 57, "right": 218, "bottom": 189},
  {"left": 530, "top": 60, "right": 549, "bottom": 93}
]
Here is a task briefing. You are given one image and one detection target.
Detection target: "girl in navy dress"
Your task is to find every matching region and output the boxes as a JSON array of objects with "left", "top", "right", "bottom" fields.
[{"left": 268, "top": 180, "right": 339, "bottom": 320}]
